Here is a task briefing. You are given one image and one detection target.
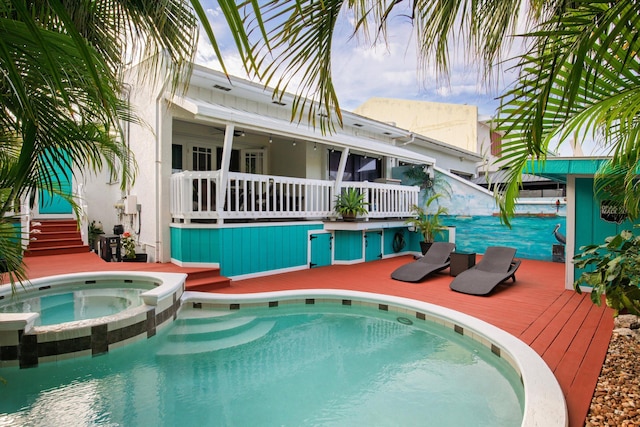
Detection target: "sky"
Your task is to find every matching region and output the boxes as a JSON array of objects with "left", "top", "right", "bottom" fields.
[
  {"left": 192, "top": 3, "right": 604, "bottom": 157},
  {"left": 194, "top": 3, "right": 518, "bottom": 119}
]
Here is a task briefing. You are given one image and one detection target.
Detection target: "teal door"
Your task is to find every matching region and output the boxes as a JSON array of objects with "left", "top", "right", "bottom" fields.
[
  {"left": 365, "top": 230, "right": 382, "bottom": 261},
  {"left": 309, "top": 233, "right": 332, "bottom": 268},
  {"left": 39, "top": 154, "right": 73, "bottom": 215}
]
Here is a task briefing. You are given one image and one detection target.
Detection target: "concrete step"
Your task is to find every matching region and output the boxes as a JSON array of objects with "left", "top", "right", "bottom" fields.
[
  {"left": 185, "top": 276, "right": 231, "bottom": 292},
  {"left": 28, "top": 238, "right": 85, "bottom": 249},
  {"left": 156, "top": 320, "right": 275, "bottom": 356},
  {"left": 26, "top": 219, "right": 87, "bottom": 257},
  {"left": 24, "top": 245, "right": 90, "bottom": 257}
]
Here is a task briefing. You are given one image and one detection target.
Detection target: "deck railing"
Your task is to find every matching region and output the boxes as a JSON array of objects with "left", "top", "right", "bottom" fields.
[{"left": 170, "top": 171, "right": 419, "bottom": 223}]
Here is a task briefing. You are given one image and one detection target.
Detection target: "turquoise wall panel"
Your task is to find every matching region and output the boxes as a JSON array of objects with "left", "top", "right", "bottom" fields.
[
  {"left": 365, "top": 230, "right": 382, "bottom": 261},
  {"left": 170, "top": 223, "right": 322, "bottom": 277},
  {"left": 574, "top": 178, "right": 637, "bottom": 280},
  {"left": 575, "top": 178, "right": 635, "bottom": 256},
  {"left": 334, "top": 230, "right": 363, "bottom": 261},
  {"left": 383, "top": 228, "right": 412, "bottom": 255},
  {"left": 310, "top": 233, "right": 332, "bottom": 268}
]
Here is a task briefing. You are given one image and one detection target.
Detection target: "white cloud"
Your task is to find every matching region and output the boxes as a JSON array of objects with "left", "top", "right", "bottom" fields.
[{"left": 194, "top": 1, "right": 515, "bottom": 116}]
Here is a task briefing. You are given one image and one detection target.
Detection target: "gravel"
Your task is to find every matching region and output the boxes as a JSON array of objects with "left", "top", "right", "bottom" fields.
[{"left": 586, "top": 314, "right": 640, "bottom": 427}]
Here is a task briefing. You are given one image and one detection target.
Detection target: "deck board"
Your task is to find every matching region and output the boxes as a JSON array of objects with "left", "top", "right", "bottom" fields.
[{"left": 9, "top": 252, "right": 613, "bottom": 427}]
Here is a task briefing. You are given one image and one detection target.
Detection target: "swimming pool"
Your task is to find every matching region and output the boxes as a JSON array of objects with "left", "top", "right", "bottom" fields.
[
  {"left": 444, "top": 216, "right": 566, "bottom": 261},
  {"left": 0, "top": 287, "right": 146, "bottom": 326},
  {"left": 0, "top": 271, "right": 187, "bottom": 368},
  {"left": 0, "top": 290, "right": 567, "bottom": 427}
]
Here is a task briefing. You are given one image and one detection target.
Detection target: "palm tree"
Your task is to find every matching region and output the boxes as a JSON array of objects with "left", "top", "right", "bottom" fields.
[
  {"left": 0, "top": 0, "right": 230, "bottom": 284},
  {"left": 226, "top": 0, "right": 638, "bottom": 222},
  {"left": 494, "top": 1, "right": 640, "bottom": 223}
]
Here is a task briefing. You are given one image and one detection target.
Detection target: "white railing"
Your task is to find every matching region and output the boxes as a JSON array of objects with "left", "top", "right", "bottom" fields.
[{"left": 170, "top": 171, "right": 419, "bottom": 223}]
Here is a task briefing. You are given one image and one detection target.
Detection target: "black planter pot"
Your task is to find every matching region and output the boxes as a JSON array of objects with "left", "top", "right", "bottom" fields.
[
  {"left": 122, "top": 253, "right": 148, "bottom": 263},
  {"left": 419, "top": 241, "right": 432, "bottom": 255}
]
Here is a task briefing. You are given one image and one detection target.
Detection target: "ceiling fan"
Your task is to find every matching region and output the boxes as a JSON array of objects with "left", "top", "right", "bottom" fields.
[{"left": 212, "top": 127, "right": 245, "bottom": 137}]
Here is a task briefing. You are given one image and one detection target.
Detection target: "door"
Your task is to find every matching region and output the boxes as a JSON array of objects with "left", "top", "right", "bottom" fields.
[
  {"left": 241, "top": 149, "right": 266, "bottom": 174},
  {"left": 39, "top": 153, "right": 73, "bottom": 215},
  {"left": 365, "top": 230, "right": 383, "bottom": 262},
  {"left": 309, "top": 232, "right": 332, "bottom": 268}
]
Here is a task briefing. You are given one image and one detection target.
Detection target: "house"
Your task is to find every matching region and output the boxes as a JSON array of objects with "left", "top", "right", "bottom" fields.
[
  {"left": 530, "top": 157, "right": 636, "bottom": 289},
  {"left": 28, "top": 63, "right": 487, "bottom": 280},
  {"left": 353, "top": 98, "right": 481, "bottom": 179}
]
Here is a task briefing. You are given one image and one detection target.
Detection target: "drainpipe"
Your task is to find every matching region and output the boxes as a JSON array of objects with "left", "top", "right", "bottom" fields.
[{"left": 154, "top": 72, "right": 170, "bottom": 263}]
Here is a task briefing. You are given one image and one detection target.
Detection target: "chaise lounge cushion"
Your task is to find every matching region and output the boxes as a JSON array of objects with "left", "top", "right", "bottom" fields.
[
  {"left": 449, "top": 246, "right": 521, "bottom": 296},
  {"left": 391, "top": 242, "right": 455, "bottom": 283}
]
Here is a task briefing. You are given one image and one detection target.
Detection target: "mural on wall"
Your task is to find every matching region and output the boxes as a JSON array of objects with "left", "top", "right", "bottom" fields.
[{"left": 394, "top": 166, "right": 567, "bottom": 260}]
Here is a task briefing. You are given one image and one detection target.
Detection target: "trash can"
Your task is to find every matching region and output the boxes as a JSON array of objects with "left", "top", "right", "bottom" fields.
[
  {"left": 99, "top": 234, "right": 121, "bottom": 262},
  {"left": 450, "top": 252, "right": 476, "bottom": 276}
]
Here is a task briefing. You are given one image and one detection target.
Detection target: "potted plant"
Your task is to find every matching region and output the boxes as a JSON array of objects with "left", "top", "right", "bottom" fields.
[
  {"left": 334, "top": 187, "right": 369, "bottom": 221},
  {"left": 573, "top": 228, "right": 640, "bottom": 316},
  {"left": 88, "top": 220, "right": 104, "bottom": 252},
  {"left": 121, "top": 231, "right": 147, "bottom": 262},
  {"left": 405, "top": 193, "right": 449, "bottom": 254}
]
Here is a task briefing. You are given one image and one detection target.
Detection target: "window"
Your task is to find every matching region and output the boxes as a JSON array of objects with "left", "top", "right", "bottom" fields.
[
  {"left": 242, "top": 149, "right": 266, "bottom": 174},
  {"left": 216, "top": 147, "right": 240, "bottom": 172},
  {"left": 329, "top": 151, "right": 381, "bottom": 182},
  {"left": 172, "top": 144, "right": 183, "bottom": 171},
  {"left": 192, "top": 146, "right": 212, "bottom": 171}
]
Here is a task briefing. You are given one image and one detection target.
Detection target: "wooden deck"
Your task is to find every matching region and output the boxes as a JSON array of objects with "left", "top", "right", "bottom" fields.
[{"left": 12, "top": 252, "right": 613, "bottom": 427}]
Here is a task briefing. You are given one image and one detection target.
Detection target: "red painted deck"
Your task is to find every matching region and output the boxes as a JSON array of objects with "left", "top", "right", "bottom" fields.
[{"left": 11, "top": 253, "right": 612, "bottom": 427}]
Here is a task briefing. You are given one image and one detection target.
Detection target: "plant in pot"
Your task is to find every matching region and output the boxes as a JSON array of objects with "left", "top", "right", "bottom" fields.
[
  {"left": 121, "top": 231, "right": 147, "bottom": 262},
  {"left": 573, "top": 228, "right": 640, "bottom": 316},
  {"left": 334, "top": 187, "right": 369, "bottom": 221},
  {"left": 88, "top": 220, "right": 104, "bottom": 252},
  {"left": 404, "top": 193, "right": 449, "bottom": 254}
]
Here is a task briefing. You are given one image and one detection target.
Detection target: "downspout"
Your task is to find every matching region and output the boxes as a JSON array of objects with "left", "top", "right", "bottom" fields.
[{"left": 155, "top": 76, "right": 170, "bottom": 263}]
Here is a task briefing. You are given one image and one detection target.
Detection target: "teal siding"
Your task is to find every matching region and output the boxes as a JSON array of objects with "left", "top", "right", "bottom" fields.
[
  {"left": 334, "top": 230, "right": 363, "bottom": 261},
  {"left": 574, "top": 178, "right": 637, "bottom": 279},
  {"left": 383, "top": 228, "right": 412, "bottom": 255},
  {"left": 575, "top": 178, "right": 635, "bottom": 257},
  {"left": 310, "top": 233, "right": 332, "bottom": 268},
  {"left": 171, "top": 224, "right": 322, "bottom": 276},
  {"left": 364, "top": 230, "right": 382, "bottom": 261}
]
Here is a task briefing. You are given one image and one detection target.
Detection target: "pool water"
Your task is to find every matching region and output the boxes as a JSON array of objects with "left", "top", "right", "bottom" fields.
[
  {"left": 444, "top": 215, "right": 566, "bottom": 261},
  {"left": 0, "top": 288, "right": 144, "bottom": 326},
  {"left": 0, "top": 303, "right": 524, "bottom": 426}
]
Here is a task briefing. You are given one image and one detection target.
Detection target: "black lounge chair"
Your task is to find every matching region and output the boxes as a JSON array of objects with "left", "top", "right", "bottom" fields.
[
  {"left": 391, "top": 242, "right": 456, "bottom": 282},
  {"left": 449, "top": 246, "right": 521, "bottom": 296}
]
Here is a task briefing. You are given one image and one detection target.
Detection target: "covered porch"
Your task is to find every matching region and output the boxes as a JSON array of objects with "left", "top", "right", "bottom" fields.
[{"left": 168, "top": 94, "right": 437, "bottom": 224}]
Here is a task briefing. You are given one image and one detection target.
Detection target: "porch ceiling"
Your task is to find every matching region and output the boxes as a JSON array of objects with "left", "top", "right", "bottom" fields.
[{"left": 169, "top": 95, "right": 435, "bottom": 166}]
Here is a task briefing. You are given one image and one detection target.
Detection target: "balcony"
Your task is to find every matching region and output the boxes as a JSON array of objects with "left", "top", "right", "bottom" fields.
[{"left": 170, "top": 171, "right": 419, "bottom": 223}]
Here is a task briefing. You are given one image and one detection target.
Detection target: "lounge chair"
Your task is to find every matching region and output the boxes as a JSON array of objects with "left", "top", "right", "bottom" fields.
[
  {"left": 391, "top": 242, "right": 456, "bottom": 282},
  {"left": 449, "top": 246, "right": 521, "bottom": 296}
]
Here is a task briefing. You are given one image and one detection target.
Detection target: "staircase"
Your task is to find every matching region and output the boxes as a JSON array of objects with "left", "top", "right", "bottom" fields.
[
  {"left": 156, "top": 307, "right": 275, "bottom": 357},
  {"left": 25, "top": 219, "right": 89, "bottom": 257},
  {"left": 136, "top": 262, "right": 232, "bottom": 291}
]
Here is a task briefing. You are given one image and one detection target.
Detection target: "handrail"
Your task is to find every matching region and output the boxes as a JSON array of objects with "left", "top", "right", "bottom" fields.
[{"left": 170, "top": 171, "right": 419, "bottom": 223}]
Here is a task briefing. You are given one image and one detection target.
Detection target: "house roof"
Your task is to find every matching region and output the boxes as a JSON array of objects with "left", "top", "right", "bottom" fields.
[
  {"left": 527, "top": 158, "right": 611, "bottom": 183},
  {"left": 185, "top": 65, "right": 480, "bottom": 164},
  {"left": 170, "top": 95, "right": 437, "bottom": 166}
]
